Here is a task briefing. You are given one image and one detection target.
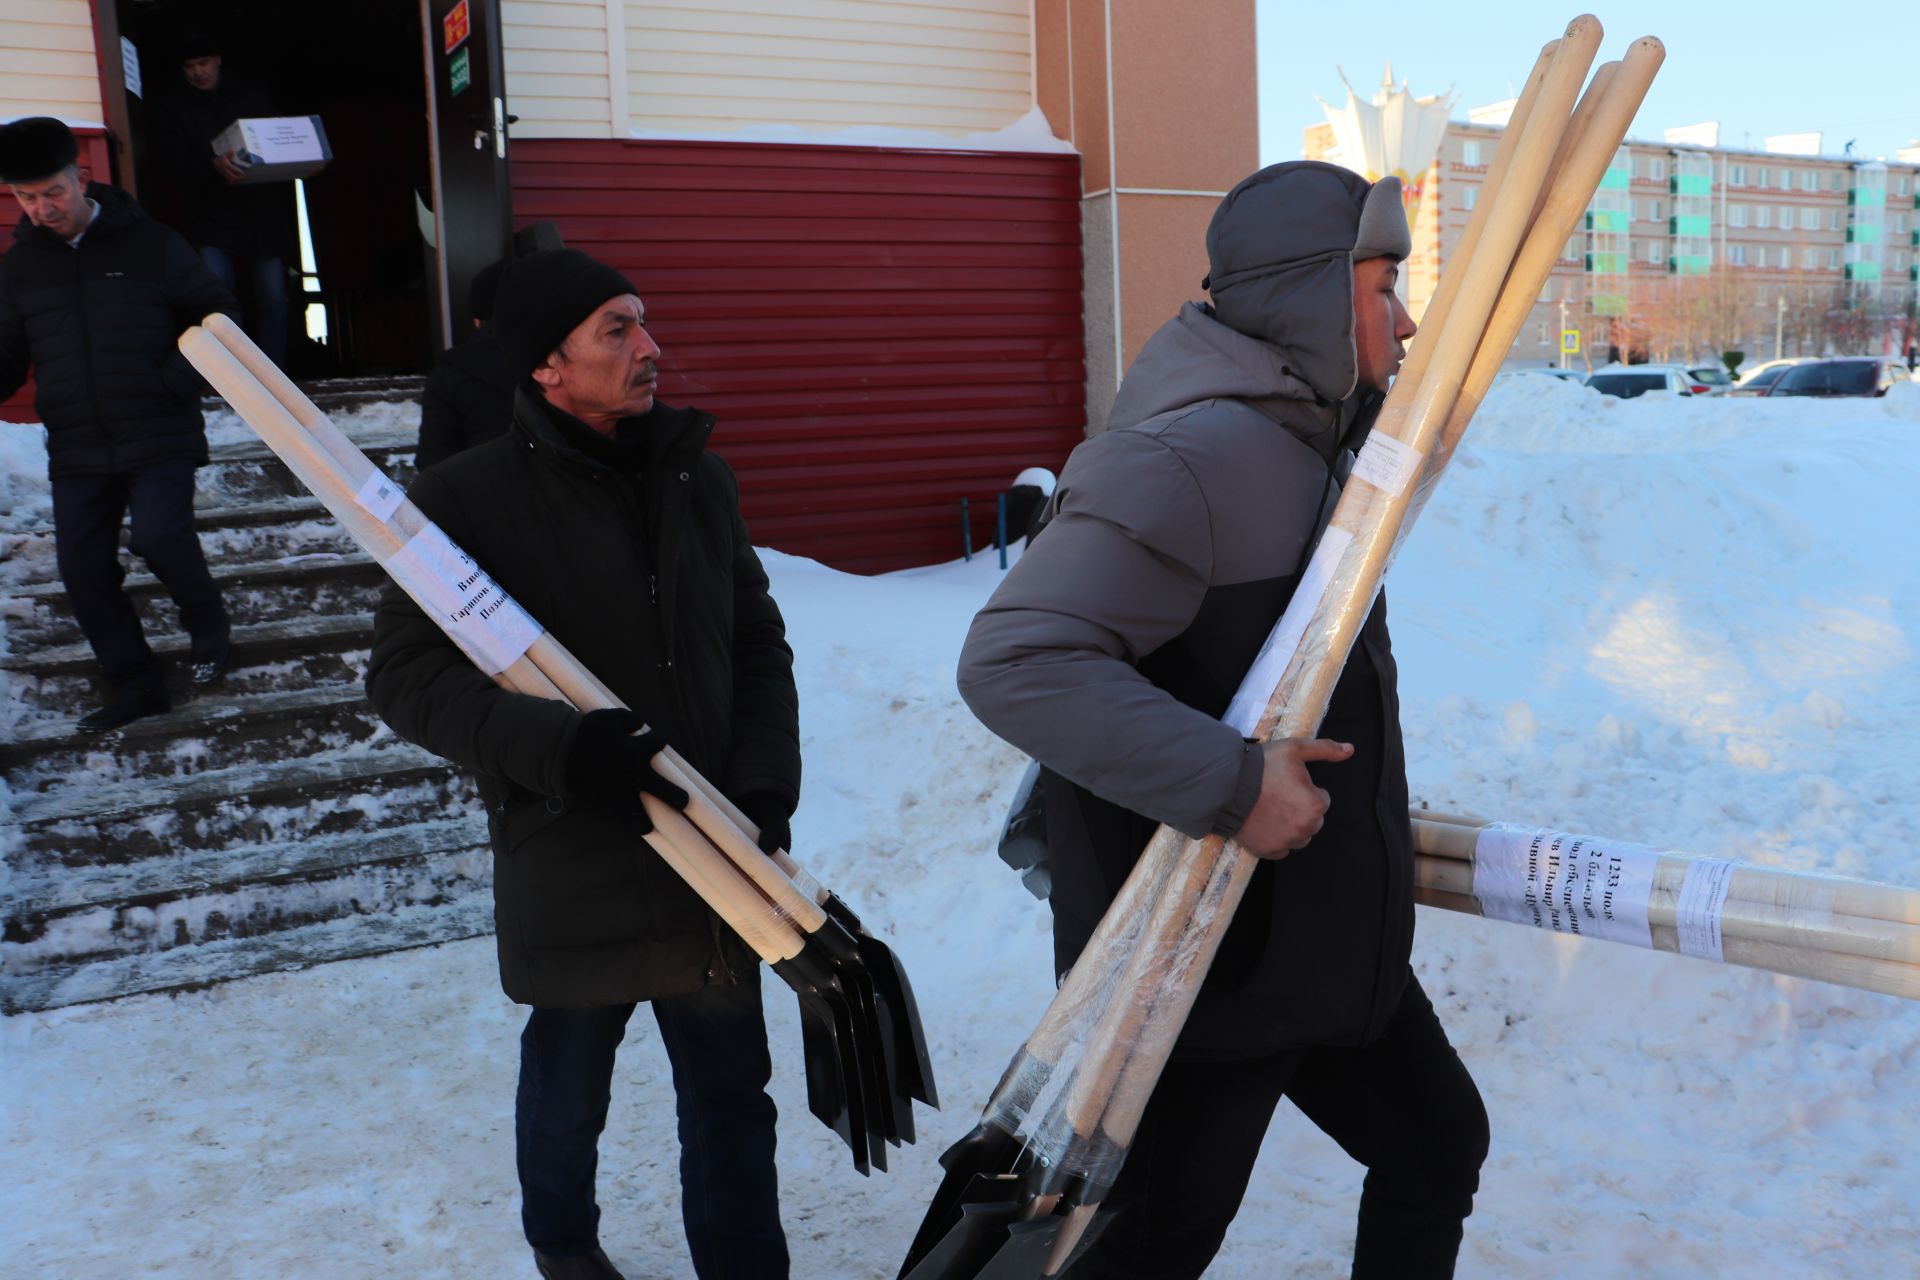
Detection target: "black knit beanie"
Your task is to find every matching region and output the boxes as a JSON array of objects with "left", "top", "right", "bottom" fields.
[
  {"left": 492, "top": 249, "right": 639, "bottom": 378},
  {"left": 0, "top": 117, "right": 80, "bottom": 184}
]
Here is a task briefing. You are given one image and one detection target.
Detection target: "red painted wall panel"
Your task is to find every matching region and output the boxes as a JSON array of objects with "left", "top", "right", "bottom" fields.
[
  {"left": 512, "top": 138, "right": 1085, "bottom": 574},
  {"left": 1, "top": 130, "right": 113, "bottom": 426}
]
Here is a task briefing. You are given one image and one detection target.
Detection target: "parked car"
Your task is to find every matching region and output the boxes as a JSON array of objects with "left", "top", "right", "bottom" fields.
[
  {"left": 1768, "top": 358, "right": 1913, "bottom": 398},
  {"left": 1584, "top": 364, "right": 1702, "bottom": 399},
  {"left": 1687, "top": 364, "right": 1736, "bottom": 395},
  {"left": 1729, "top": 359, "right": 1810, "bottom": 397}
]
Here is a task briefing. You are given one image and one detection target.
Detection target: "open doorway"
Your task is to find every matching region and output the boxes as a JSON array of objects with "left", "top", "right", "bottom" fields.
[{"left": 111, "top": 0, "right": 437, "bottom": 379}]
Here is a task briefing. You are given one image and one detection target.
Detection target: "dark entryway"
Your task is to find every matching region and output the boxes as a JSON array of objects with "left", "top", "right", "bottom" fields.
[{"left": 105, "top": 0, "right": 448, "bottom": 378}]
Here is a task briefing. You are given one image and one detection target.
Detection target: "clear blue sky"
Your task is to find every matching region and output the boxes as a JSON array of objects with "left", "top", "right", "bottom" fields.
[{"left": 1257, "top": 2, "right": 1917, "bottom": 167}]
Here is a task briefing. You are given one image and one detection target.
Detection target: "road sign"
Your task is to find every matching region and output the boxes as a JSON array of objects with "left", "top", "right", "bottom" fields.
[{"left": 1561, "top": 328, "right": 1581, "bottom": 354}]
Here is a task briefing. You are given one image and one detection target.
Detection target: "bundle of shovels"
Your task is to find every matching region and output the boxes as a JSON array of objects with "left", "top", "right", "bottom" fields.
[
  {"left": 179, "top": 314, "right": 936, "bottom": 1175},
  {"left": 1410, "top": 809, "right": 1920, "bottom": 1000},
  {"left": 900, "top": 17, "right": 1666, "bottom": 1278}
]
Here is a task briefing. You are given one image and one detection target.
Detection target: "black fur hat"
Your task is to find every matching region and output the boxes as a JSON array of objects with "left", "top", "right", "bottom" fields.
[{"left": 0, "top": 117, "right": 80, "bottom": 185}]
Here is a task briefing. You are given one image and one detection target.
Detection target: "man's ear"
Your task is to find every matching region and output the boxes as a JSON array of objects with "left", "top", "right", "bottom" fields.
[
  {"left": 530, "top": 356, "right": 562, "bottom": 389},
  {"left": 75, "top": 165, "right": 92, "bottom": 188}
]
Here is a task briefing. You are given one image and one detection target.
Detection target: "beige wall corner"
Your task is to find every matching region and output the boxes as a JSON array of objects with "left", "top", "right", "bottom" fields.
[{"left": 1041, "top": 0, "right": 1258, "bottom": 433}]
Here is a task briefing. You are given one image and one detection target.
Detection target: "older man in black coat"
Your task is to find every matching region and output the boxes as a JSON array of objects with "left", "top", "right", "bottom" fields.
[
  {"left": 366, "top": 249, "right": 800, "bottom": 1280},
  {"left": 0, "top": 118, "right": 238, "bottom": 731}
]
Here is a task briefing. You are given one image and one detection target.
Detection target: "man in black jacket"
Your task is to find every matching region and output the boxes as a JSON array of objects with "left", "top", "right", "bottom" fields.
[
  {"left": 148, "top": 33, "right": 295, "bottom": 366},
  {"left": 415, "top": 256, "right": 516, "bottom": 470},
  {"left": 0, "top": 117, "right": 238, "bottom": 732},
  {"left": 365, "top": 249, "right": 800, "bottom": 1280},
  {"left": 958, "top": 162, "right": 1488, "bottom": 1278}
]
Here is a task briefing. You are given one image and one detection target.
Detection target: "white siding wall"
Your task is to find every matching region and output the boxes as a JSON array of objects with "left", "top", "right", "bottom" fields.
[
  {"left": 0, "top": 0, "right": 102, "bottom": 124},
  {"left": 503, "top": 0, "right": 615, "bottom": 138},
  {"left": 626, "top": 0, "right": 1030, "bottom": 136},
  {"left": 501, "top": 0, "right": 1032, "bottom": 141}
]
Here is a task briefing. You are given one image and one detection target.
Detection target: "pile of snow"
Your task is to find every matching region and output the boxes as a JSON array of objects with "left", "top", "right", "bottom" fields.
[{"left": 5, "top": 380, "right": 1920, "bottom": 1276}]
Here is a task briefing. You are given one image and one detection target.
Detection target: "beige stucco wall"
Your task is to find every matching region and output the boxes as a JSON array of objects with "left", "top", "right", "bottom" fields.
[
  {"left": 0, "top": 0, "right": 102, "bottom": 124},
  {"left": 1036, "top": 0, "right": 1258, "bottom": 432}
]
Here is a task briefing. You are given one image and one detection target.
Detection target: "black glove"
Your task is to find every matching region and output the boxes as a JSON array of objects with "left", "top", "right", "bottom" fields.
[
  {"left": 736, "top": 792, "right": 793, "bottom": 856},
  {"left": 564, "top": 708, "right": 689, "bottom": 830}
]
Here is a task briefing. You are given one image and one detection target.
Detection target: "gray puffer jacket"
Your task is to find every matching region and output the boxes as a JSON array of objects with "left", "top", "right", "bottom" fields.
[{"left": 958, "top": 288, "right": 1416, "bottom": 1059}]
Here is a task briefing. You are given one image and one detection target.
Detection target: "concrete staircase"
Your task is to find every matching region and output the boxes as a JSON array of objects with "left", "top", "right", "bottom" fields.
[{"left": 0, "top": 382, "right": 497, "bottom": 1015}]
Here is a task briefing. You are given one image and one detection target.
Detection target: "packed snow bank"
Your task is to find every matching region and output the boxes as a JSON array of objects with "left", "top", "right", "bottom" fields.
[{"left": 4, "top": 379, "right": 1919, "bottom": 1277}]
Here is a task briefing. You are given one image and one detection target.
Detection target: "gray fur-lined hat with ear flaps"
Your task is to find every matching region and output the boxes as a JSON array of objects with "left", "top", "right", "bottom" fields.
[{"left": 1202, "top": 160, "right": 1411, "bottom": 404}]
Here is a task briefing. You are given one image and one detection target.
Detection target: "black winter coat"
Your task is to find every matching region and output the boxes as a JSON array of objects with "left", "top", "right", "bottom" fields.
[
  {"left": 149, "top": 77, "right": 297, "bottom": 260},
  {"left": 365, "top": 388, "right": 802, "bottom": 1007},
  {"left": 0, "top": 185, "right": 238, "bottom": 478},
  {"left": 415, "top": 326, "right": 516, "bottom": 470}
]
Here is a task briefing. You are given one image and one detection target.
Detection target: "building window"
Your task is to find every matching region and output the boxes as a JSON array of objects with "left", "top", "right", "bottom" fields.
[
  {"left": 1731, "top": 164, "right": 1748, "bottom": 185},
  {"left": 1779, "top": 205, "right": 1795, "bottom": 228},
  {"left": 1804, "top": 247, "right": 1819, "bottom": 269},
  {"left": 1829, "top": 209, "right": 1842, "bottom": 231},
  {"left": 1756, "top": 166, "right": 1770, "bottom": 188},
  {"left": 1463, "top": 187, "right": 1477, "bottom": 211},
  {"left": 1800, "top": 169, "right": 1816, "bottom": 192},
  {"left": 1565, "top": 236, "right": 1580, "bottom": 260},
  {"left": 1779, "top": 247, "right": 1793, "bottom": 268},
  {"left": 1463, "top": 141, "right": 1481, "bottom": 165},
  {"left": 1829, "top": 172, "right": 1843, "bottom": 191},
  {"left": 1895, "top": 214, "right": 1909, "bottom": 234},
  {"left": 1651, "top": 157, "right": 1667, "bottom": 180},
  {"left": 1802, "top": 207, "right": 1821, "bottom": 231},
  {"left": 1897, "top": 177, "right": 1911, "bottom": 197},
  {"left": 1728, "top": 244, "right": 1748, "bottom": 266},
  {"left": 1757, "top": 206, "right": 1772, "bottom": 229},
  {"left": 1728, "top": 204, "right": 1748, "bottom": 227},
  {"left": 1654, "top": 199, "right": 1665, "bottom": 220},
  {"left": 1646, "top": 241, "right": 1663, "bottom": 264},
  {"left": 1828, "top": 249, "right": 1841, "bottom": 269}
]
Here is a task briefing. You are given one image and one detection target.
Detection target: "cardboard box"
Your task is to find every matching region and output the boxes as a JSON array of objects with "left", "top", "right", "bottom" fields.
[{"left": 211, "top": 116, "right": 332, "bottom": 183}]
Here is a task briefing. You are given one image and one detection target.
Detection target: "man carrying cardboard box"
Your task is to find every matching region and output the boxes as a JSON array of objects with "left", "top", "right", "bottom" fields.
[{"left": 150, "top": 31, "right": 296, "bottom": 366}]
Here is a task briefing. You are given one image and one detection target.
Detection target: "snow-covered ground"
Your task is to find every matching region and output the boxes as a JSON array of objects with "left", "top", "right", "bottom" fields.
[{"left": 5, "top": 378, "right": 1920, "bottom": 1278}]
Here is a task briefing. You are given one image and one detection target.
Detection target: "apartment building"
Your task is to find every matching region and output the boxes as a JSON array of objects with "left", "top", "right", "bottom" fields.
[{"left": 1306, "top": 118, "right": 1920, "bottom": 367}]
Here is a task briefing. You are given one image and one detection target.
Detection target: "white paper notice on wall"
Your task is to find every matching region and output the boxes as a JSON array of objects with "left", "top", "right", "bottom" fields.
[
  {"left": 354, "top": 469, "right": 404, "bottom": 522},
  {"left": 1674, "top": 857, "right": 1736, "bottom": 962},
  {"left": 1472, "top": 823, "right": 1658, "bottom": 950},
  {"left": 1351, "top": 432, "right": 1424, "bottom": 499},
  {"left": 122, "top": 38, "right": 142, "bottom": 98},
  {"left": 1222, "top": 525, "right": 1354, "bottom": 736},
  {"left": 384, "top": 523, "right": 539, "bottom": 675}
]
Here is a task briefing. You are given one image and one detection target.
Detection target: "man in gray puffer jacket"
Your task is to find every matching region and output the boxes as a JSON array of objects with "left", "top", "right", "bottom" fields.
[{"left": 957, "top": 161, "right": 1488, "bottom": 1279}]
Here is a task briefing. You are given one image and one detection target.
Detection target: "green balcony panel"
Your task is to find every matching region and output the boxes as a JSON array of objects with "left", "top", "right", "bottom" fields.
[
  {"left": 1846, "top": 224, "right": 1882, "bottom": 244},
  {"left": 1848, "top": 188, "right": 1886, "bottom": 207},
  {"left": 1844, "top": 261, "right": 1882, "bottom": 281},
  {"left": 1670, "top": 174, "right": 1711, "bottom": 196},
  {"left": 1599, "top": 170, "right": 1630, "bottom": 190},
  {"left": 1669, "top": 215, "right": 1712, "bottom": 237},
  {"left": 1668, "top": 254, "right": 1712, "bottom": 276},
  {"left": 1586, "top": 209, "right": 1629, "bottom": 231},
  {"left": 1591, "top": 294, "right": 1628, "bottom": 316}
]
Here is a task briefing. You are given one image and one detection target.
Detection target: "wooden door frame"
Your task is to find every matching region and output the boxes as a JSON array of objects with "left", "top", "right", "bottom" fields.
[{"left": 85, "top": 0, "right": 137, "bottom": 198}]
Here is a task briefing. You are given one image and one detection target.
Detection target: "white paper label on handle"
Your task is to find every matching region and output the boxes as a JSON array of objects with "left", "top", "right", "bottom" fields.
[
  {"left": 1351, "top": 433, "right": 1424, "bottom": 499},
  {"left": 1222, "top": 525, "right": 1353, "bottom": 736},
  {"left": 384, "top": 523, "right": 540, "bottom": 675},
  {"left": 1674, "top": 858, "right": 1736, "bottom": 962},
  {"left": 1472, "top": 824, "right": 1657, "bottom": 950},
  {"left": 354, "top": 469, "right": 404, "bottom": 522}
]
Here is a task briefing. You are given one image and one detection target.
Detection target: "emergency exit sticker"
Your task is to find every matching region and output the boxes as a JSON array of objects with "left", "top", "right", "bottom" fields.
[
  {"left": 450, "top": 47, "right": 471, "bottom": 97},
  {"left": 443, "top": 0, "right": 470, "bottom": 55}
]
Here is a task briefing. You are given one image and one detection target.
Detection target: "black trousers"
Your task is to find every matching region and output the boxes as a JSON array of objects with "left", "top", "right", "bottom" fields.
[
  {"left": 515, "top": 965, "right": 789, "bottom": 1279},
  {"left": 1067, "top": 972, "right": 1489, "bottom": 1280},
  {"left": 50, "top": 459, "right": 228, "bottom": 689}
]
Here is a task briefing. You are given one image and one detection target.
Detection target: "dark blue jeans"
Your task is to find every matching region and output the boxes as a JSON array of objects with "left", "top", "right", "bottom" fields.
[
  {"left": 198, "top": 244, "right": 289, "bottom": 367},
  {"left": 516, "top": 967, "right": 789, "bottom": 1279},
  {"left": 1067, "top": 972, "right": 1489, "bottom": 1280},
  {"left": 51, "top": 459, "right": 229, "bottom": 689}
]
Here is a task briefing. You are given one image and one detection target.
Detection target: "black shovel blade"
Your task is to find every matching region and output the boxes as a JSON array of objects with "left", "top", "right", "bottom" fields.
[
  {"left": 824, "top": 892, "right": 940, "bottom": 1110},
  {"left": 811, "top": 919, "right": 912, "bottom": 1151},
  {"left": 900, "top": 1122, "right": 1034, "bottom": 1276},
  {"left": 773, "top": 950, "right": 876, "bottom": 1176},
  {"left": 905, "top": 1186, "right": 1118, "bottom": 1280}
]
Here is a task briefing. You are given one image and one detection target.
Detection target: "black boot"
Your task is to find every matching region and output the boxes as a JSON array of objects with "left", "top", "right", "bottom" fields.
[
  {"left": 533, "top": 1247, "right": 624, "bottom": 1280},
  {"left": 190, "top": 637, "right": 233, "bottom": 687},
  {"left": 77, "top": 682, "right": 171, "bottom": 733}
]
